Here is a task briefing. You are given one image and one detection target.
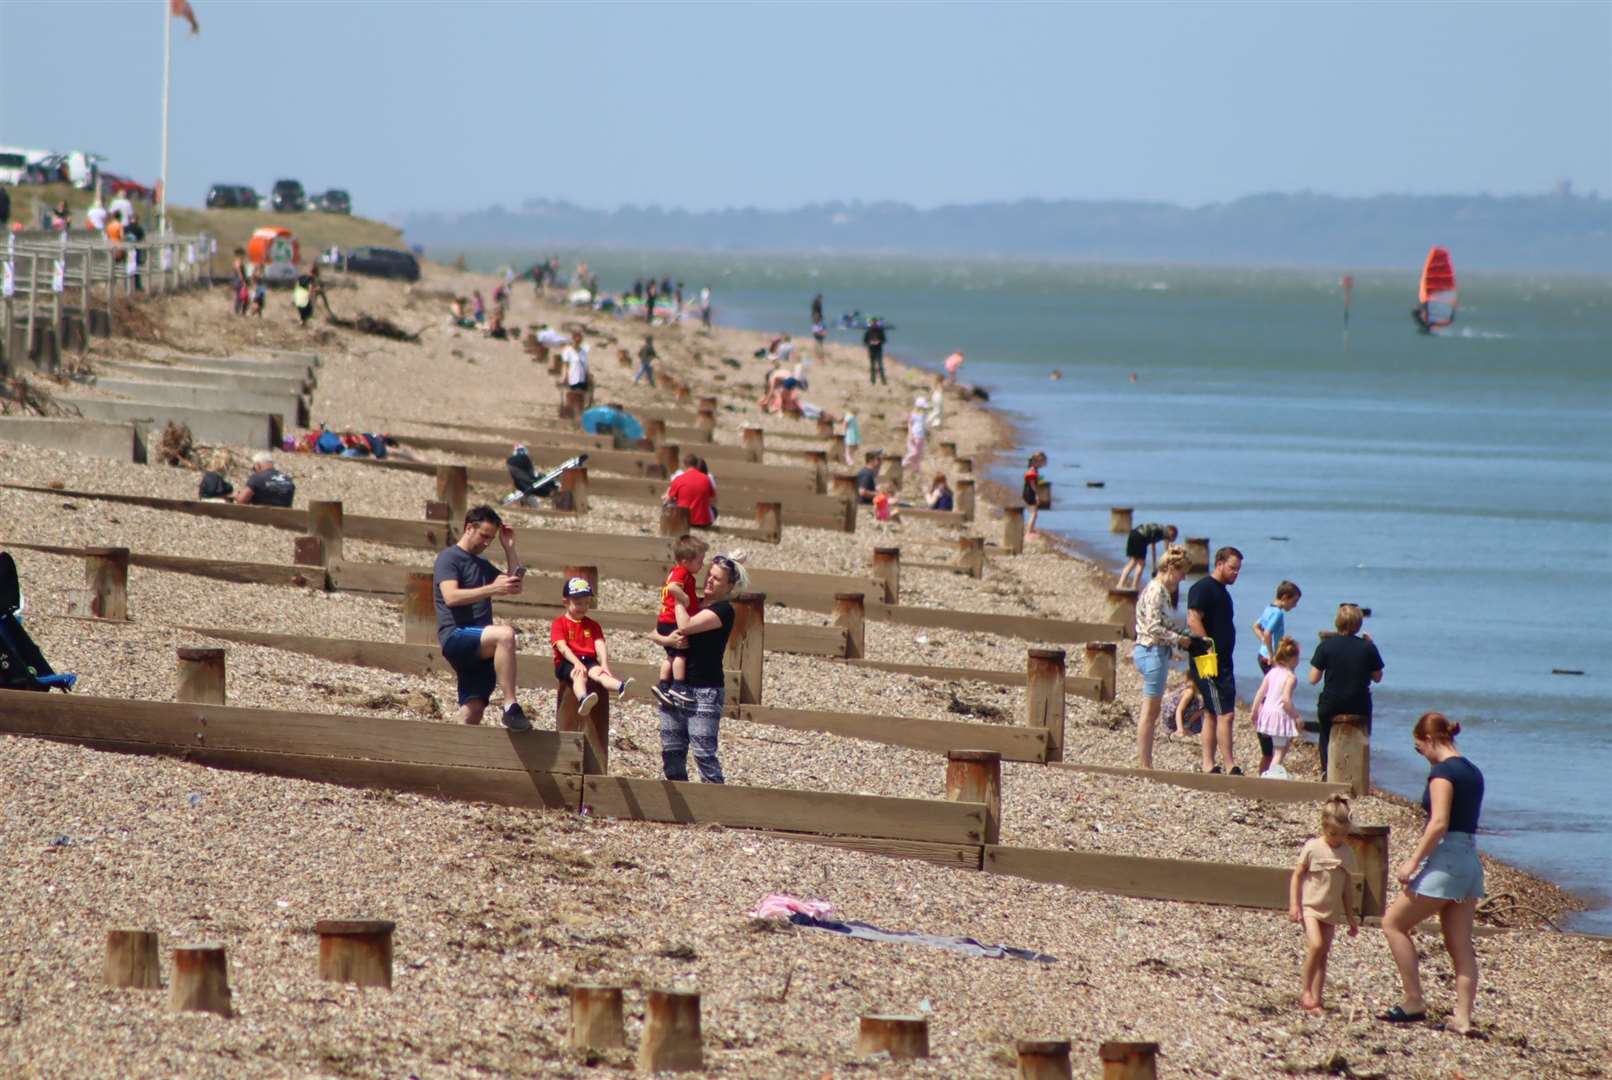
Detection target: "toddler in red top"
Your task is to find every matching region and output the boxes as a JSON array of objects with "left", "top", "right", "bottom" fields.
[
  {"left": 551, "top": 577, "right": 631, "bottom": 716},
  {"left": 652, "top": 534, "right": 707, "bottom": 708},
  {"left": 1022, "top": 450, "right": 1047, "bottom": 537}
]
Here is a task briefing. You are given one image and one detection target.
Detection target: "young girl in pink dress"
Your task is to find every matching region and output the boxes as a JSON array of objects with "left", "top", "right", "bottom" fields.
[{"left": 1251, "top": 636, "right": 1301, "bottom": 778}]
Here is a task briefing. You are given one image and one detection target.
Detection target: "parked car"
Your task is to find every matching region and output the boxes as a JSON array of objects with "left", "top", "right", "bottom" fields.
[
  {"left": 271, "top": 179, "right": 307, "bottom": 212},
  {"left": 101, "top": 173, "right": 153, "bottom": 199},
  {"left": 315, "top": 189, "right": 352, "bottom": 214},
  {"left": 206, "top": 183, "right": 257, "bottom": 209},
  {"left": 345, "top": 246, "right": 420, "bottom": 282}
]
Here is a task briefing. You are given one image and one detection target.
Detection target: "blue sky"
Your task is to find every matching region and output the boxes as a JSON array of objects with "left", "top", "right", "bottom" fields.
[{"left": 2, "top": 1, "right": 1608, "bottom": 217}]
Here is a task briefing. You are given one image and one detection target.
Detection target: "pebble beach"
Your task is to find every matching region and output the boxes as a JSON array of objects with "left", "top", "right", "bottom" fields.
[{"left": 1, "top": 262, "right": 1607, "bottom": 1078}]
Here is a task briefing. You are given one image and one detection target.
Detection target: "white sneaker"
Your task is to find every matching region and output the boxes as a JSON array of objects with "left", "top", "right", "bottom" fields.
[{"left": 1261, "top": 764, "right": 1290, "bottom": 780}]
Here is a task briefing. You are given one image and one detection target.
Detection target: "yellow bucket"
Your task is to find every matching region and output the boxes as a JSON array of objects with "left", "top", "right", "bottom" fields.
[{"left": 1193, "top": 650, "right": 1219, "bottom": 679}]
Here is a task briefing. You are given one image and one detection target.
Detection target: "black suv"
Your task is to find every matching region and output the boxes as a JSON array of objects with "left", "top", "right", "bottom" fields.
[
  {"left": 271, "top": 179, "right": 307, "bottom": 212},
  {"left": 206, "top": 183, "right": 258, "bottom": 209},
  {"left": 346, "top": 246, "right": 420, "bottom": 282},
  {"left": 315, "top": 189, "right": 352, "bottom": 214}
]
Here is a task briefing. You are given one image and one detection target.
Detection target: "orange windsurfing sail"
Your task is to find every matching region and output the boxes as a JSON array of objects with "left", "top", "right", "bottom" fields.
[{"left": 1416, "top": 246, "right": 1458, "bottom": 330}]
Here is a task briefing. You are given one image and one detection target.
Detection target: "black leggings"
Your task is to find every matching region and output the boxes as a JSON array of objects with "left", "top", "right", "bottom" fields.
[{"left": 868, "top": 347, "right": 886, "bottom": 384}]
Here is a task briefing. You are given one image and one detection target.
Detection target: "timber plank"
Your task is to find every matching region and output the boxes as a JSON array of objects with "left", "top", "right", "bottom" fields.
[
  {"left": 867, "top": 601, "right": 1127, "bottom": 644},
  {"left": 739, "top": 705, "right": 1050, "bottom": 763},
  {"left": 3, "top": 541, "right": 326, "bottom": 590},
  {"left": 581, "top": 775, "right": 986, "bottom": 844},
  {"left": 985, "top": 845, "right": 1291, "bottom": 910},
  {"left": 0, "top": 485, "right": 309, "bottom": 531},
  {"left": 837, "top": 658, "right": 1107, "bottom": 702},
  {"left": 1051, "top": 761, "right": 1352, "bottom": 803},
  {"left": 761, "top": 832, "right": 985, "bottom": 871}
]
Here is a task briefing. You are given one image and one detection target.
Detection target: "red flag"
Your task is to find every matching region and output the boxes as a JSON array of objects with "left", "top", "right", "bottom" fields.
[{"left": 171, "top": 0, "right": 199, "bottom": 34}]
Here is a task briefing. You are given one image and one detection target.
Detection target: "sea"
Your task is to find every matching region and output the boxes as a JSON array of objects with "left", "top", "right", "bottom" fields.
[{"left": 461, "top": 249, "right": 1612, "bottom": 934}]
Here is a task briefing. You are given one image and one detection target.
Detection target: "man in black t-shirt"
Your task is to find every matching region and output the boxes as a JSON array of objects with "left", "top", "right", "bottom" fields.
[
  {"left": 854, "top": 450, "right": 881, "bottom": 504},
  {"left": 1188, "top": 545, "right": 1243, "bottom": 774},
  {"left": 234, "top": 452, "right": 296, "bottom": 507},
  {"left": 863, "top": 318, "right": 888, "bottom": 385}
]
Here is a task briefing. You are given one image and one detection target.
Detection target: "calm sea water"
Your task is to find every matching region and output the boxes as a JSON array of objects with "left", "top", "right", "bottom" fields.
[{"left": 463, "top": 249, "right": 1612, "bottom": 932}]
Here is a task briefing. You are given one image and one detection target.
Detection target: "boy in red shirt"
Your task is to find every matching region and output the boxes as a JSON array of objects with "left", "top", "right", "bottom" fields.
[
  {"left": 652, "top": 534, "right": 707, "bottom": 707},
  {"left": 550, "top": 577, "right": 631, "bottom": 716}
]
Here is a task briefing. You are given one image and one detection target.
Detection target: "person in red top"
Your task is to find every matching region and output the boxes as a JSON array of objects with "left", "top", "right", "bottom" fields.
[
  {"left": 665, "top": 452, "right": 717, "bottom": 526},
  {"left": 550, "top": 577, "right": 631, "bottom": 717},
  {"left": 653, "top": 534, "right": 707, "bottom": 707},
  {"left": 1022, "top": 450, "right": 1047, "bottom": 539}
]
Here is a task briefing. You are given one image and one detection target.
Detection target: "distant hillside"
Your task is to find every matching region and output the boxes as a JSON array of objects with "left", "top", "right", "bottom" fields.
[{"left": 398, "top": 191, "right": 1612, "bottom": 273}]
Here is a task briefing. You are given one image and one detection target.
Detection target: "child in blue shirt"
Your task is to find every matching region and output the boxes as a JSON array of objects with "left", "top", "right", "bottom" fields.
[{"left": 1253, "top": 580, "right": 1302, "bottom": 675}]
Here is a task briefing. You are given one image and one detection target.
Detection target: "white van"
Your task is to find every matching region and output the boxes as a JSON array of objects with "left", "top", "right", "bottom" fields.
[{"left": 0, "top": 146, "right": 35, "bottom": 185}]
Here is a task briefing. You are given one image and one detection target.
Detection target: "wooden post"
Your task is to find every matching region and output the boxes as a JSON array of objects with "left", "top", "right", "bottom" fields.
[
  {"left": 695, "top": 410, "right": 716, "bottom": 442},
  {"left": 857, "top": 1015, "right": 929, "bottom": 1060},
  {"left": 1106, "top": 588, "right": 1138, "bottom": 629},
  {"left": 656, "top": 442, "right": 681, "bottom": 477},
  {"left": 725, "top": 593, "right": 766, "bottom": 703},
  {"left": 1035, "top": 480, "right": 1052, "bottom": 509},
  {"left": 169, "top": 945, "right": 232, "bottom": 1017},
  {"left": 956, "top": 455, "right": 974, "bottom": 474},
  {"left": 175, "top": 647, "right": 226, "bottom": 705},
  {"left": 1185, "top": 537, "right": 1210, "bottom": 573},
  {"left": 104, "top": 930, "right": 161, "bottom": 989},
  {"left": 435, "top": 465, "right": 468, "bottom": 526},
  {"left": 424, "top": 500, "right": 451, "bottom": 522},
  {"left": 830, "top": 473, "right": 858, "bottom": 500},
  {"left": 638, "top": 989, "right": 702, "bottom": 1073},
  {"left": 560, "top": 466, "right": 590, "bottom": 513},
  {"left": 1327, "top": 714, "right": 1371, "bottom": 797},
  {"left": 1002, "top": 506, "right": 1025, "bottom": 555},
  {"left": 832, "top": 593, "right": 865, "bottom": 660},
  {"left": 660, "top": 503, "right": 691, "bottom": 538},
  {"left": 945, "top": 749, "right": 1002, "bottom": 844},
  {"left": 557, "top": 681, "right": 610, "bottom": 773},
  {"left": 1346, "top": 825, "right": 1391, "bottom": 918},
  {"left": 1016, "top": 1040, "right": 1074, "bottom": 1080},
  {"left": 570, "top": 985, "right": 626, "bottom": 1051},
  {"left": 308, "top": 499, "right": 344, "bottom": 563},
  {"left": 84, "top": 546, "right": 129, "bottom": 621},
  {"left": 1099, "top": 1041, "right": 1159, "bottom": 1080},
  {"left": 292, "top": 535, "right": 325, "bottom": 567},
  {"left": 1110, "top": 507, "right": 1133, "bottom": 534},
  {"left": 879, "top": 451, "right": 904, "bottom": 489},
  {"left": 561, "top": 564, "right": 599, "bottom": 598},
  {"left": 957, "top": 535, "right": 985, "bottom": 578},
  {"left": 939, "top": 440, "right": 958, "bottom": 458},
  {"left": 674, "top": 384, "right": 690, "bottom": 404},
  {"left": 1027, "top": 648, "right": 1067, "bottom": 763},
  {"left": 644, "top": 417, "right": 666, "bottom": 445},
  {"left": 617, "top": 348, "right": 633, "bottom": 367},
  {"left": 829, "top": 433, "right": 846, "bottom": 462},
  {"left": 755, "top": 501, "right": 781, "bottom": 543},
  {"left": 741, "top": 425, "right": 764, "bottom": 459},
  {"left": 315, "top": 919, "right": 394, "bottom": 989},
  {"left": 870, "top": 547, "right": 900, "bottom": 603},
  {"left": 1084, "top": 642, "right": 1117, "bottom": 703},
  {"left": 815, "top": 415, "right": 834, "bottom": 438},
  {"left": 402, "top": 572, "right": 436, "bottom": 645},
  {"left": 956, "top": 477, "right": 976, "bottom": 522},
  {"left": 804, "top": 449, "right": 828, "bottom": 493}
]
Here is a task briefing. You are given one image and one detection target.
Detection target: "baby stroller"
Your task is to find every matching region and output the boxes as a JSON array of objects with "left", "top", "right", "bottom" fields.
[
  {"left": 502, "top": 449, "right": 589, "bottom": 507},
  {"left": 0, "top": 552, "right": 77, "bottom": 692}
]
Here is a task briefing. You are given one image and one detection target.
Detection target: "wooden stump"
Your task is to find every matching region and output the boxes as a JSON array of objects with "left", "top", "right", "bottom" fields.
[
  {"left": 878, "top": 451, "right": 904, "bottom": 489},
  {"left": 1099, "top": 1041, "right": 1159, "bottom": 1080},
  {"left": 1002, "top": 506, "right": 1025, "bottom": 555},
  {"left": 957, "top": 535, "right": 985, "bottom": 578},
  {"left": 1084, "top": 642, "right": 1117, "bottom": 703},
  {"left": 656, "top": 443, "right": 681, "bottom": 476},
  {"left": 829, "top": 433, "right": 846, "bottom": 462},
  {"left": 1327, "top": 714, "right": 1371, "bottom": 796},
  {"left": 644, "top": 417, "right": 666, "bottom": 446},
  {"left": 660, "top": 503, "right": 691, "bottom": 538},
  {"left": 1027, "top": 648, "right": 1067, "bottom": 763},
  {"left": 435, "top": 465, "right": 468, "bottom": 526},
  {"left": 308, "top": 499, "right": 344, "bottom": 562},
  {"left": 560, "top": 467, "right": 590, "bottom": 513},
  {"left": 169, "top": 945, "right": 232, "bottom": 1017},
  {"left": 939, "top": 440, "right": 958, "bottom": 458},
  {"left": 725, "top": 593, "right": 766, "bottom": 704},
  {"left": 955, "top": 455, "right": 974, "bottom": 475},
  {"left": 1110, "top": 507, "right": 1133, "bottom": 534},
  {"left": 1185, "top": 537, "right": 1210, "bottom": 573},
  {"left": 104, "top": 929, "right": 161, "bottom": 989},
  {"left": 83, "top": 546, "right": 129, "bottom": 621},
  {"left": 740, "top": 425, "right": 764, "bottom": 459},
  {"left": 832, "top": 593, "right": 865, "bottom": 660},
  {"left": 857, "top": 1015, "right": 929, "bottom": 1059},
  {"left": 638, "top": 989, "right": 702, "bottom": 1072},
  {"left": 316, "top": 919, "right": 395, "bottom": 989},
  {"left": 1347, "top": 825, "right": 1391, "bottom": 918},
  {"left": 570, "top": 984, "right": 625, "bottom": 1051},
  {"left": 804, "top": 449, "right": 828, "bottom": 493},
  {"left": 695, "top": 412, "right": 716, "bottom": 442},
  {"left": 1035, "top": 479, "right": 1052, "bottom": 509},
  {"left": 562, "top": 564, "right": 599, "bottom": 599},
  {"left": 557, "top": 681, "right": 610, "bottom": 774},
  {"left": 871, "top": 547, "right": 900, "bottom": 604},
  {"left": 956, "top": 477, "right": 976, "bottom": 522},
  {"left": 424, "top": 500, "right": 451, "bottom": 522},
  {"left": 755, "top": 501, "right": 781, "bottom": 543},
  {"left": 292, "top": 535, "right": 326, "bottom": 567},
  {"left": 402, "top": 572, "right": 436, "bottom": 645},
  {"left": 945, "top": 749, "right": 1002, "bottom": 844},
  {"left": 1106, "top": 588, "right": 1138, "bottom": 629},
  {"left": 1016, "top": 1039, "right": 1073, "bottom": 1080},
  {"left": 175, "top": 647, "right": 226, "bottom": 705},
  {"left": 815, "top": 416, "right": 834, "bottom": 438},
  {"left": 698, "top": 395, "right": 718, "bottom": 414}
]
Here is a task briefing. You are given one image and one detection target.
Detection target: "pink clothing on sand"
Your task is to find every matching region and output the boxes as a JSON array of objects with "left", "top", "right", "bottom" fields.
[
  {"left": 1255, "top": 664, "right": 1299, "bottom": 738},
  {"left": 749, "top": 893, "right": 834, "bottom": 920}
]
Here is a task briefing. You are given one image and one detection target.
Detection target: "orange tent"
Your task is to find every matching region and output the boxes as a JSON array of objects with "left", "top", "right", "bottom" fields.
[{"left": 246, "top": 226, "right": 298, "bottom": 268}]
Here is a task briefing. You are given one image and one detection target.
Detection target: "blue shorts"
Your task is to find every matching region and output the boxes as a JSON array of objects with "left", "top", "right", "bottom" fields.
[
  {"left": 441, "top": 627, "right": 495, "bottom": 705},
  {"left": 1195, "top": 669, "right": 1236, "bottom": 716},
  {"left": 1133, "top": 643, "right": 1171, "bottom": 698},
  {"left": 1408, "top": 832, "right": 1485, "bottom": 902}
]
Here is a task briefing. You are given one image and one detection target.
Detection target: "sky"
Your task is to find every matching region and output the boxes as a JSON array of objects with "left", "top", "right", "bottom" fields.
[{"left": 2, "top": 1, "right": 1608, "bottom": 218}]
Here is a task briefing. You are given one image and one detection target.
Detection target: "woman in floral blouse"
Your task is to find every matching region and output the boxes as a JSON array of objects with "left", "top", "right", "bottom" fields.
[{"left": 1133, "top": 545, "right": 1200, "bottom": 768}]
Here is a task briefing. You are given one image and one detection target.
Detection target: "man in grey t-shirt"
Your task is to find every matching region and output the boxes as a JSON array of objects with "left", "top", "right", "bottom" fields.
[{"left": 433, "top": 505, "right": 530, "bottom": 730}]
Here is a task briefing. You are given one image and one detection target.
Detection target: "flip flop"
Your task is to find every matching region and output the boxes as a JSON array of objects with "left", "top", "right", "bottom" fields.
[{"left": 1378, "top": 1006, "right": 1427, "bottom": 1023}]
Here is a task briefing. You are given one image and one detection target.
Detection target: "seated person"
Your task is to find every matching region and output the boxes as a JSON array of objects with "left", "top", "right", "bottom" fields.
[
  {"left": 234, "top": 452, "right": 295, "bottom": 506},
  {"left": 854, "top": 450, "right": 881, "bottom": 505},
  {"left": 926, "top": 474, "right": 954, "bottom": 511}
]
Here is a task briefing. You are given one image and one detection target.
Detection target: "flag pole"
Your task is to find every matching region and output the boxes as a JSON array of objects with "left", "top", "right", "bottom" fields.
[{"left": 159, "top": 0, "right": 172, "bottom": 234}]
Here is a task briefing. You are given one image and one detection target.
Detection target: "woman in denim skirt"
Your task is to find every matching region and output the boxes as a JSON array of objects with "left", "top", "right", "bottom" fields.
[
  {"left": 1379, "top": 711, "right": 1486, "bottom": 1034},
  {"left": 1131, "top": 545, "right": 1199, "bottom": 769}
]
